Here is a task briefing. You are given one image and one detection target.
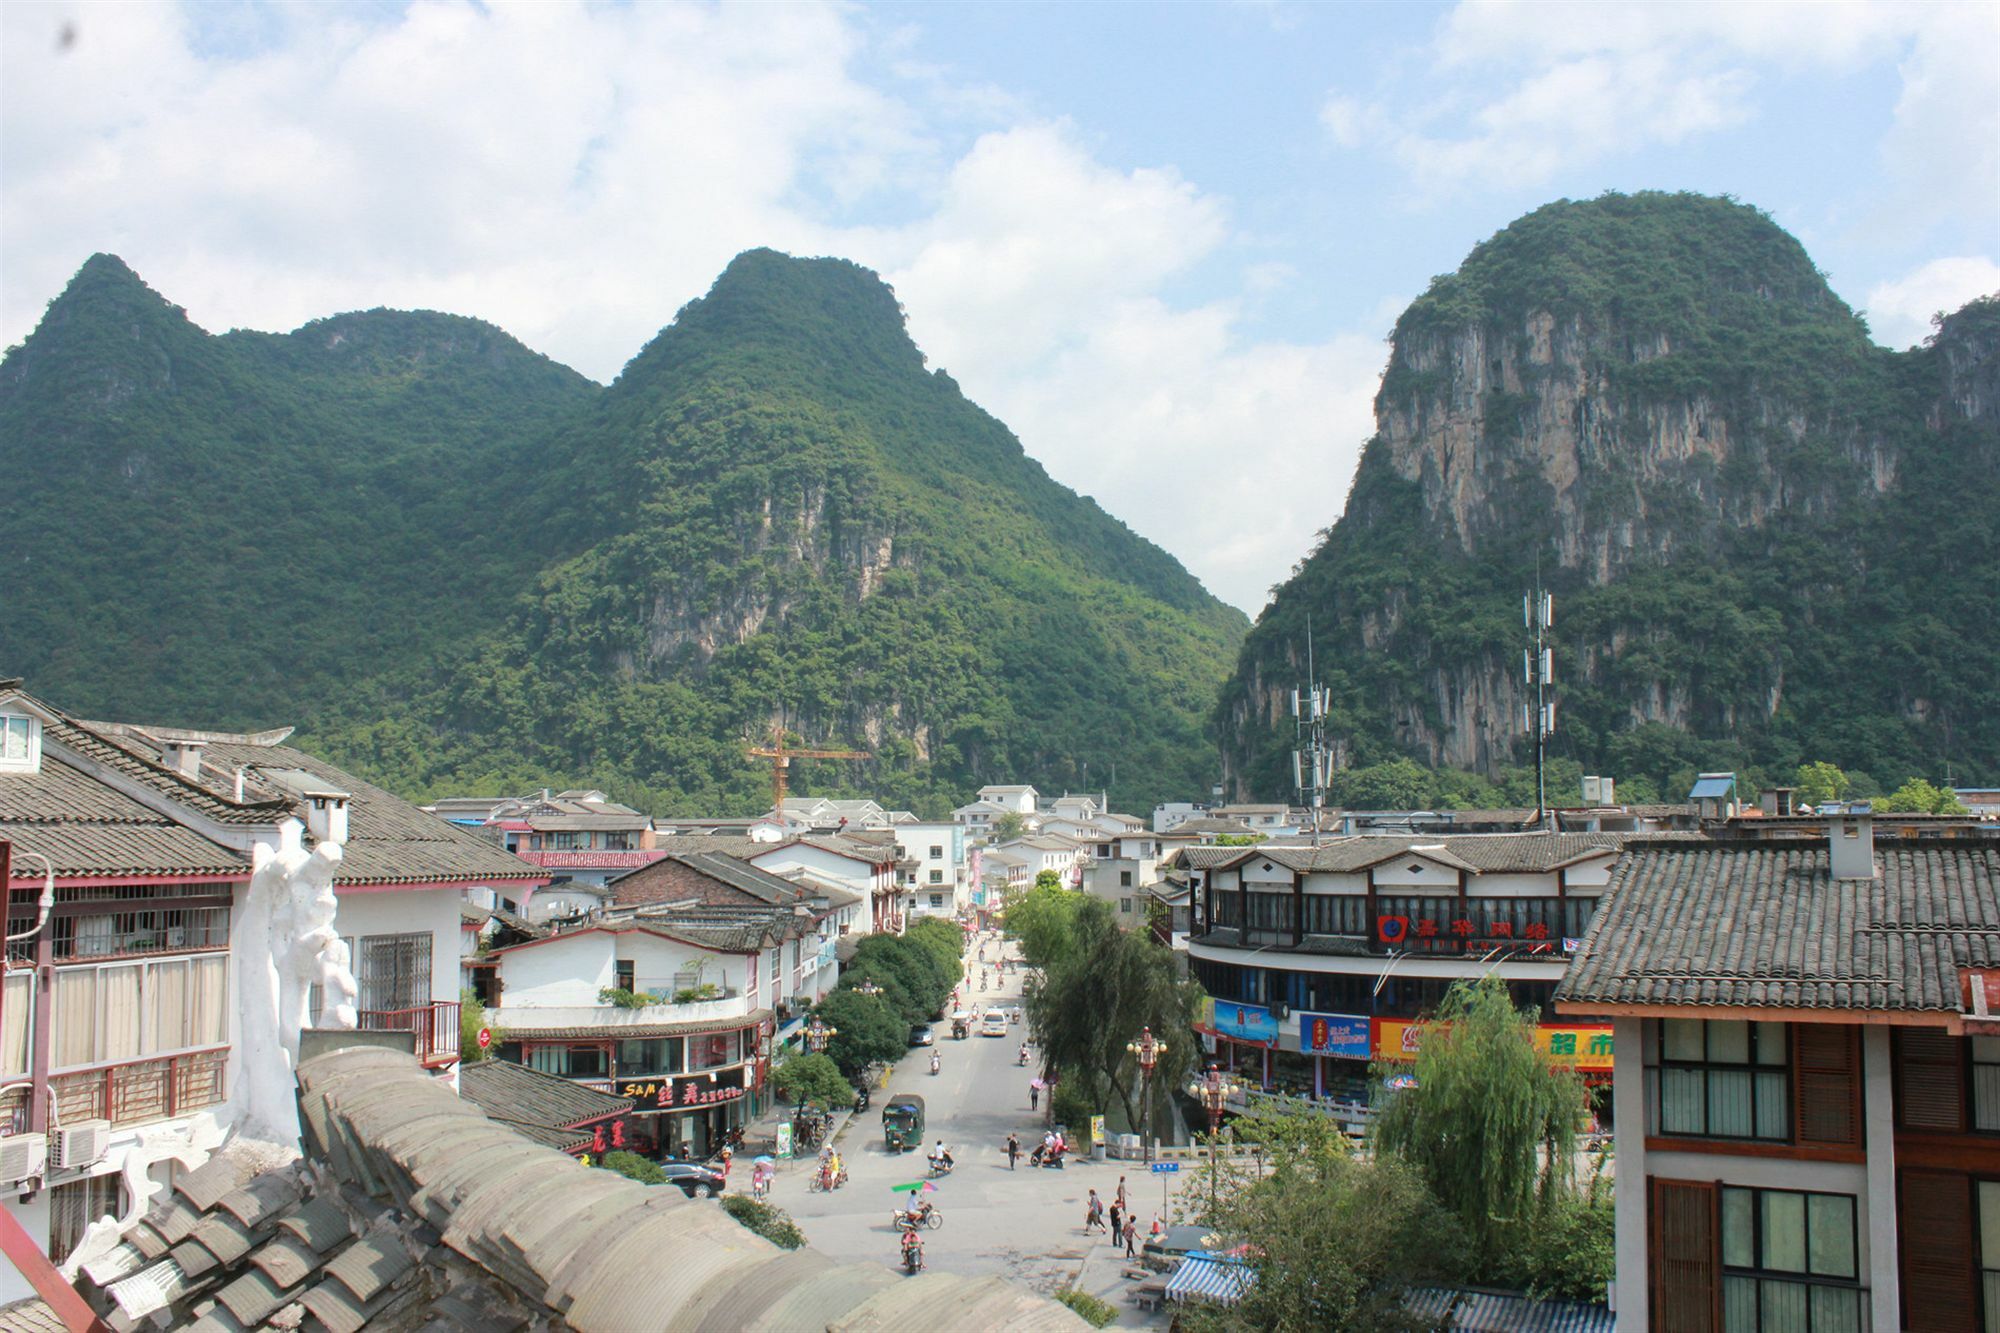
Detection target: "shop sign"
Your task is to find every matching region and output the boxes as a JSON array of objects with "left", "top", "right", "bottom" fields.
[
  {"left": 1372, "top": 1020, "right": 1614, "bottom": 1071},
  {"left": 1211, "top": 1001, "right": 1279, "bottom": 1047},
  {"left": 1298, "top": 1011, "right": 1370, "bottom": 1058},
  {"left": 620, "top": 1066, "right": 750, "bottom": 1109},
  {"left": 1377, "top": 913, "right": 1562, "bottom": 948}
]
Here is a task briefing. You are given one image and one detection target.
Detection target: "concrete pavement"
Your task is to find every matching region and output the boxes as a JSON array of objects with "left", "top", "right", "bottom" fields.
[{"left": 762, "top": 932, "right": 1191, "bottom": 1324}]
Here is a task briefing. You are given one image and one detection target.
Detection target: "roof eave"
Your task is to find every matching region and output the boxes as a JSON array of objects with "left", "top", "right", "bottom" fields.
[{"left": 1553, "top": 998, "right": 1971, "bottom": 1030}]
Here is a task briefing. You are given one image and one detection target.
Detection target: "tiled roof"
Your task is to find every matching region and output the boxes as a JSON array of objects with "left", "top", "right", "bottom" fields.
[
  {"left": 459, "top": 1060, "right": 633, "bottom": 1142},
  {"left": 1555, "top": 839, "right": 2000, "bottom": 1013},
  {"left": 517, "top": 849, "right": 669, "bottom": 870},
  {"left": 763, "top": 835, "right": 895, "bottom": 866},
  {"left": 1215, "top": 833, "right": 1630, "bottom": 877},
  {"left": 1, "top": 752, "right": 250, "bottom": 877},
  {"left": 1179, "top": 845, "right": 1260, "bottom": 870}
]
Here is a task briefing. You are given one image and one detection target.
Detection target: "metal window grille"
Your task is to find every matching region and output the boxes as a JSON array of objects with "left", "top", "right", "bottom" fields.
[{"left": 358, "top": 932, "right": 432, "bottom": 1013}]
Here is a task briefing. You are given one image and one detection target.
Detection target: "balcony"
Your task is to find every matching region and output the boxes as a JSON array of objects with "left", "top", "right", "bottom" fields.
[
  {"left": 359, "top": 1001, "right": 461, "bottom": 1068},
  {"left": 487, "top": 989, "right": 754, "bottom": 1037},
  {"left": 50, "top": 1047, "right": 229, "bottom": 1128}
]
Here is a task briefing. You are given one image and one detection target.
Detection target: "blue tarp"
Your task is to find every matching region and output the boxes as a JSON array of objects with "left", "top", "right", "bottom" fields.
[{"left": 1164, "top": 1255, "right": 1255, "bottom": 1307}]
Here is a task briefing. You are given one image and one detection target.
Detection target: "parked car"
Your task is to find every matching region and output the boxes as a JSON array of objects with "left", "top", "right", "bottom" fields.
[
  {"left": 659, "top": 1162, "right": 727, "bottom": 1199},
  {"left": 980, "top": 1011, "right": 1009, "bottom": 1037},
  {"left": 908, "top": 1024, "right": 936, "bottom": 1047}
]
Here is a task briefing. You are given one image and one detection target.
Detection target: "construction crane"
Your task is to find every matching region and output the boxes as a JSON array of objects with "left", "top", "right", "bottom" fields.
[{"left": 746, "top": 732, "right": 872, "bottom": 809}]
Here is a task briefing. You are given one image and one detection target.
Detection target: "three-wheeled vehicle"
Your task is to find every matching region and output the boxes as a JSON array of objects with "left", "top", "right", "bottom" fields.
[
  {"left": 883, "top": 1094, "right": 926, "bottom": 1152},
  {"left": 950, "top": 1017, "right": 970, "bottom": 1039}
]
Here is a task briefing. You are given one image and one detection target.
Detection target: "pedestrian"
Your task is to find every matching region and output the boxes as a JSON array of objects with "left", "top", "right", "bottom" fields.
[
  {"left": 1006, "top": 1132, "right": 1020, "bottom": 1170},
  {"left": 1086, "top": 1188, "right": 1107, "bottom": 1234},
  {"left": 1030, "top": 1083, "right": 1039, "bottom": 1112},
  {"left": 1123, "top": 1214, "right": 1138, "bottom": 1258},
  {"left": 1115, "top": 1175, "right": 1127, "bottom": 1213},
  {"left": 1109, "top": 1201, "right": 1122, "bottom": 1242}
]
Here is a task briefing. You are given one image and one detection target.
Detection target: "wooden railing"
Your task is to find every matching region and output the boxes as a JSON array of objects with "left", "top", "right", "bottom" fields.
[
  {"left": 359, "top": 1001, "right": 461, "bottom": 1068},
  {"left": 50, "top": 1047, "right": 228, "bottom": 1128}
]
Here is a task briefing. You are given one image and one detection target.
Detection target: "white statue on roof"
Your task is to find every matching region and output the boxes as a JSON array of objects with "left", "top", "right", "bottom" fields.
[{"left": 236, "top": 818, "right": 354, "bottom": 1143}]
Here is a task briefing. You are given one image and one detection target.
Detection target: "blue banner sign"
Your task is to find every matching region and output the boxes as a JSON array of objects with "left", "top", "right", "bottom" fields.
[
  {"left": 1298, "top": 1011, "right": 1371, "bottom": 1058},
  {"left": 1149, "top": 1161, "right": 1180, "bottom": 1174},
  {"left": 1212, "top": 1000, "right": 1279, "bottom": 1046}
]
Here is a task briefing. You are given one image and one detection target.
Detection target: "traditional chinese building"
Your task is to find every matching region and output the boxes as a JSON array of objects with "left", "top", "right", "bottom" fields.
[
  {"left": 1557, "top": 806, "right": 2000, "bottom": 1332},
  {"left": 1186, "top": 833, "right": 1641, "bottom": 1101}
]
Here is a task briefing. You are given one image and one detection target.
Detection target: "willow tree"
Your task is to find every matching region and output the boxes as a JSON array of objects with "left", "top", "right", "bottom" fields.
[{"left": 1370, "top": 974, "right": 1585, "bottom": 1270}]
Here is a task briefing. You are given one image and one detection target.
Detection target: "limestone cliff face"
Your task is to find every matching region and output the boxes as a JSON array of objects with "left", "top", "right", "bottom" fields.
[{"left": 1217, "top": 193, "right": 2000, "bottom": 795}]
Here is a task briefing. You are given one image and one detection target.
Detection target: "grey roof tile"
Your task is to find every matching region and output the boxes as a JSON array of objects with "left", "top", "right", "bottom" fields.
[
  {"left": 212, "top": 1264, "right": 295, "bottom": 1326},
  {"left": 322, "top": 1237, "right": 416, "bottom": 1303}
]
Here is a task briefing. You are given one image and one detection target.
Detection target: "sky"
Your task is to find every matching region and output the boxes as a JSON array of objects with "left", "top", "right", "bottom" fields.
[{"left": 3, "top": 1, "right": 1996, "bottom": 612}]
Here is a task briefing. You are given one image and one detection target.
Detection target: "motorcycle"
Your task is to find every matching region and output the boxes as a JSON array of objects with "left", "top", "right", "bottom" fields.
[
  {"left": 926, "top": 1154, "right": 955, "bottom": 1178},
  {"left": 1028, "top": 1144, "right": 1066, "bottom": 1170},
  {"left": 928, "top": 1053, "right": 941, "bottom": 1076},
  {"left": 901, "top": 1233, "right": 926, "bottom": 1275},
  {"left": 1017, "top": 1045, "right": 1029, "bottom": 1066},
  {"left": 893, "top": 1203, "right": 943, "bottom": 1231}
]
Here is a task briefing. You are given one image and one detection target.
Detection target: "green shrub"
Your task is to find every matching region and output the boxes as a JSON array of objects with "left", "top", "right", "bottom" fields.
[
  {"left": 1054, "top": 1288, "right": 1116, "bottom": 1327},
  {"left": 597, "top": 1150, "right": 666, "bottom": 1185},
  {"left": 597, "top": 987, "right": 658, "bottom": 1010},
  {"left": 720, "top": 1194, "right": 807, "bottom": 1249}
]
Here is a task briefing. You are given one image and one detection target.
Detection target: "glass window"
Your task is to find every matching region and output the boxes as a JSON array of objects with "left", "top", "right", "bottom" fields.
[
  {"left": 1973, "top": 1036, "right": 2000, "bottom": 1132},
  {"left": 1720, "top": 1187, "right": 1862, "bottom": 1332},
  {"left": 0, "top": 716, "right": 33, "bottom": 765},
  {"left": 566, "top": 1046, "right": 606, "bottom": 1079},
  {"left": 1979, "top": 1181, "right": 2000, "bottom": 1333},
  {"left": 1655, "top": 1019, "right": 1790, "bottom": 1142}
]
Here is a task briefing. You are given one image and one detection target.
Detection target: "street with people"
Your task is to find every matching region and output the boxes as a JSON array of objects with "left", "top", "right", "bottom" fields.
[{"left": 760, "top": 925, "right": 1193, "bottom": 1308}]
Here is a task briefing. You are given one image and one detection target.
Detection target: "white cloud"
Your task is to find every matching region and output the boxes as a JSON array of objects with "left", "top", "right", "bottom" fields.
[{"left": 1864, "top": 256, "right": 2000, "bottom": 348}]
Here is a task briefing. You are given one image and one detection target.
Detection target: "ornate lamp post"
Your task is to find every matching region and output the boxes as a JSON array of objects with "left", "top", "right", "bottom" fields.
[
  {"left": 1197, "top": 1063, "right": 1237, "bottom": 1137},
  {"left": 1126, "top": 1026, "right": 1166, "bottom": 1163},
  {"left": 854, "top": 976, "right": 882, "bottom": 997},
  {"left": 805, "top": 1016, "right": 837, "bottom": 1054}
]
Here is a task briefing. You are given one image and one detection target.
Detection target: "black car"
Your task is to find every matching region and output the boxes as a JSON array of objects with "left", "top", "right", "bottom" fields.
[{"left": 659, "top": 1162, "right": 726, "bottom": 1199}]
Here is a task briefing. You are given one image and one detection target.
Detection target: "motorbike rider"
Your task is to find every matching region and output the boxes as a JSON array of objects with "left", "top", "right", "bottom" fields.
[
  {"left": 1017, "top": 1042, "right": 1029, "bottom": 1065},
  {"left": 929, "top": 1050, "right": 941, "bottom": 1075},
  {"left": 929, "top": 1138, "right": 955, "bottom": 1171},
  {"left": 900, "top": 1228, "right": 925, "bottom": 1273}
]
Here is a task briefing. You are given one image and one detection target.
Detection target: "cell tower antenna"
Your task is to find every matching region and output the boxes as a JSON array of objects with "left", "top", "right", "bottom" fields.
[
  {"left": 1523, "top": 582, "right": 1557, "bottom": 830},
  {"left": 1292, "top": 616, "right": 1332, "bottom": 847}
]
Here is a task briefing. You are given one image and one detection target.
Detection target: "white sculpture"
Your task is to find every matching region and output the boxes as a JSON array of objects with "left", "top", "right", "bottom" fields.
[{"left": 235, "top": 819, "right": 352, "bottom": 1144}]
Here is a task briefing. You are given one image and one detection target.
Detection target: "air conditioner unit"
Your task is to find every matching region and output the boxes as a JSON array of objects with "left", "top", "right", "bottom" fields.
[
  {"left": 53, "top": 1120, "right": 110, "bottom": 1172},
  {"left": 0, "top": 1133, "right": 47, "bottom": 1185}
]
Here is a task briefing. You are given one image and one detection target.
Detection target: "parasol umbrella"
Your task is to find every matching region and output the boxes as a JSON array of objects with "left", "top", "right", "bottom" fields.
[
  {"left": 1029, "top": 1077, "right": 1046, "bottom": 1089},
  {"left": 889, "top": 1180, "right": 933, "bottom": 1193},
  {"left": 752, "top": 1155, "right": 775, "bottom": 1165}
]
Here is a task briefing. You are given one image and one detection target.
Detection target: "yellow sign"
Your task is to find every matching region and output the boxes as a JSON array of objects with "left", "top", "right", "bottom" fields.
[
  {"left": 1372, "top": 1020, "right": 1613, "bottom": 1071},
  {"left": 1090, "top": 1115, "right": 1106, "bottom": 1146}
]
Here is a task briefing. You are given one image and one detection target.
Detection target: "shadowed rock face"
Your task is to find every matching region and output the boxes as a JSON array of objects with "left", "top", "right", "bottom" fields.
[{"left": 1218, "top": 192, "right": 2000, "bottom": 794}]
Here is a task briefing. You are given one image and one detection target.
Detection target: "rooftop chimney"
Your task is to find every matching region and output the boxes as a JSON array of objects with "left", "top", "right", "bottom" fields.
[
  {"left": 1827, "top": 802, "right": 1875, "bottom": 880},
  {"left": 303, "top": 790, "right": 351, "bottom": 847},
  {"left": 160, "top": 739, "right": 204, "bottom": 779}
]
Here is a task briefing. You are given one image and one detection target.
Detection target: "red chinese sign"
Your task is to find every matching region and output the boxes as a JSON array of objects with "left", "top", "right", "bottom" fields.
[{"left": 1376, "top": 915, "right": 1555, "bottom": 949}]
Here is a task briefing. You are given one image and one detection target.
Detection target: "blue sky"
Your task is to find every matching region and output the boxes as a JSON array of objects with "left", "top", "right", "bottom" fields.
[{"left": 4, "top": 1, "right": 1994, "bottom": 610}]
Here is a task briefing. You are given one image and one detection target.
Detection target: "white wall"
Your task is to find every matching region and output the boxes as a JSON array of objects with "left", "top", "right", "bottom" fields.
[
  {"left": 495, "top": 933, "right": 616, "bottom": 1008},
  {"left": 331, "top": 886, "right": 463, "bottom": 1007}
]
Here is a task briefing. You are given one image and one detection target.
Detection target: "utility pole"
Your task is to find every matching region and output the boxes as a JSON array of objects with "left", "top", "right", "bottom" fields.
[
  {"left": 1523, "top": 589, "right": 1556, "bottom": 831},
  {"left": 1291, "top": 618, "right": 1332, "bottom": 848}
]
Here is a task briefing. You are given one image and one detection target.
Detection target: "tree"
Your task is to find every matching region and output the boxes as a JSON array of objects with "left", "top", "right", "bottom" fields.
[
  {"left": 459, "top": 987, "right": 502, "bottom": 1062},
  {"left": 813, "top": 988, "right": 906, "bottom": 1078},
  {"left": 597, "top": 1150, "right": 666, "bottom": 1185},
  {"left": 720, "top": 1195, "right": 806, "bottom": 1249},
  {"left": 992, "top": 811, "right": 1029, "bottom": 842},
  {"left": 1370, "top": 975, "right": 1586, "bottom": 1272},
  {"left": 1003, "top": 878, "right": 1087, "bottom": 972},
  {"left": 769, "top": 1051, "right": 852, "bottom": 1108},
  {"left": 845, "top": 933, "right": 955, "bottom": 1022},
  {"left": 1183, "top": 1108, "right": 1465, "bottom": 1332},
  {"left": 1879, "top": 777, "right": 1969, "bottom": 814},
  {"left": 1025, "top": 897, "right": 1199, "bottom": 1132},
  {"left": 1794, "top": 761, "right": 1848, "bottom": 808},
  {"left": 904, "top": 916, "right": 964, "bottom": 975}
]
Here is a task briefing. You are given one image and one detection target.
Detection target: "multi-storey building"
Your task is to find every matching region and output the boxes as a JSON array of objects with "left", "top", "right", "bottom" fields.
[
  {"left": 0, "top": 681, "right": 542, "bottom": 1299},
  {"left": 1558, "top": 806, "right": 2000, "bottom": 1332},
  {"left": 1187, "top": 833, "right": 1630, "bottom": 1100}
]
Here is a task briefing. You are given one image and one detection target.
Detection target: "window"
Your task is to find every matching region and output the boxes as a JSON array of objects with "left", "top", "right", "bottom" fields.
[
  {"left": 0, "top": 714, "right": 37, "bottom": 770},
  {"left": 1982, "top": 1181, "right": 2000, "bottom": 1333},
  {"left": 1120, "top": 898, "right": 1133, "bottom": 914},
  {"left": 51, "top": 955, "right": 228, "bottom": 1069},
  {"left": 929, "top": 894, "right": 944, "bottom": 909},
  {"left": 49, "top": 1173, "right": 122, "bottom": 1263},
  {"left": 1719, "top": 1186, "right": 1863, "bottom": 1331},
  {"left": 357, "top": 933, "right": 432, "bottom": 1013},
  {"left": 1244, "top": 890, "right": 1291, "bottom": 935},
  {"left": 1120, "top": 871, "right": 1133, "bottom": 887},
  {"left": 1302, "top": 894, "right": 1370, "bottom": 936},
  {"left": 929, "top": 870, "right": 943, "bottom": 885},
  {"left": 929, "top": 846, "right": 943, "bottom": 860},
  {"left": 615, "top": 960, "right": 636, "bottom": 993},
  {"left": 1974, "top": 1036, "right": 2000, "bottom": 1131},
  {"left": 1656, "top": 1019, "right": 1790, "bottom": 1141}
]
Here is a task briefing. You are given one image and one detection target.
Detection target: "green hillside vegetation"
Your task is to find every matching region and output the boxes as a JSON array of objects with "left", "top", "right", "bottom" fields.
[
  {"left": 1221, "top": 194, "right": 1999, "bottom": 801},
  {"left": 2, "top": 251, "right": 1245, "bottom": 816}
]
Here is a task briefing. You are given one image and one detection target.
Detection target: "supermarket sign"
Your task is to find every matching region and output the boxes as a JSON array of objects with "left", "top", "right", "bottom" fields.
[{"left": 1373, "top": 1019, "right": 1614, "bottom": 1071}]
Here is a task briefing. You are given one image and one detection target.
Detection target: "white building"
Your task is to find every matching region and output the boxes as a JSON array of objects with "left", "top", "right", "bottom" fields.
[
  {"left": 975, "top": 785, "right": 1040, "bottom": 815},
  {"left": 743, "top": 836, "right": 899, "bottom": 935},
  {"left": 0, "top": 683, "right": 542, "bottom": 1301}
]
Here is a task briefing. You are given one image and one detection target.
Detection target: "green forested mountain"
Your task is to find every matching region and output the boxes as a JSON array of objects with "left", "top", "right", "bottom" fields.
[
  {"left": 1, "top": 250, "right": 1247, "bottom": 815},
  {"left": 1219, "top": 193, "right": 2000, "bottom": 805}
]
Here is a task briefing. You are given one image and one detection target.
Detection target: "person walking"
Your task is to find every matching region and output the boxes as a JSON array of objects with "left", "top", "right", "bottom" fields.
[
  {"left": 1122, "top": 1214, "right": 1138, "bottom": 1259},
  {"left": 1085, "top": 1188, "right": 1107, "bottom": 1235},
  {"left": 1006, "top": 1132, "right": 1020, "bottom": 1170},
  {"left": 1109, "top": 1200, "right": 1122, "bottom": 1244},
  {"left": 1029, "top": 1082, "right": 1039, "bottom": 1112},
  {"left": 1115, "top": 1175, "right": 1128, "bottom": 1215}
]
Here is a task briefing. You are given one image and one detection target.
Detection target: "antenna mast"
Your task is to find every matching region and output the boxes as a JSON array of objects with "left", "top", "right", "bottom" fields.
[
  {"left": 1523, "top": 588, "right": 1557, "bottom": 830},
  {"left": 1292, "top": 616, "right": 1333, "bottom": 847}
]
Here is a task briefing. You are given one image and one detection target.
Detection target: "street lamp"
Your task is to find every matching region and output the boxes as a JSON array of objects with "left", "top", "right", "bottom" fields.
[
  {"left": 1196, "top": 1063, "right": 1238, "bottom": 1137},
  {"left": 1126, "top": 1026, "right": 1166, "bottom": 1163},
  {"left": 854, "top": 976, "right": 882, "bottom": 997},
  {"left": 805, "top": 1016, "right": 837, "bottom": 1054}
]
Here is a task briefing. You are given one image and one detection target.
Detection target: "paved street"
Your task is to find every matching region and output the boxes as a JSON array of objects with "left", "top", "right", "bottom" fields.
[{"left": 764, "top": 933, "right": 1188, "bottom": 1321}]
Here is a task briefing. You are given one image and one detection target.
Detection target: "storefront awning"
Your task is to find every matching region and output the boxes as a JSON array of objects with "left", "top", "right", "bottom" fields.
[{"left": 1164, "top": 1255, "right": 1255, "bottom": 1307}]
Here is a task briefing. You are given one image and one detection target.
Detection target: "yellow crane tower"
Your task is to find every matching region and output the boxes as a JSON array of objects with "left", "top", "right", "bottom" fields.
[{"left": 745, "top": 732, "right": 872, "bottom": 809}]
